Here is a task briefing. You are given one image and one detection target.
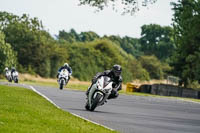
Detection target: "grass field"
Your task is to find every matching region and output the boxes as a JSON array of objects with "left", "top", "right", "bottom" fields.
[{"left": 0, "top": 85, "right": 117, "bottom": 133}]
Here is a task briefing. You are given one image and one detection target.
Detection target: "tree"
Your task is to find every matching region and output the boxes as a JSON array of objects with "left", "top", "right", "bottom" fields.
[
  {"left": 126, "top": 55, "right": 150, "bottom": 81},
  {"left": 58, "top": 29, "right": 81, "bottom": 43},
  {"left": 80, "top": 31, "right": 100, "bottom": 42},
  {"left": 0, "top": 31, "right": 17, "bottom": 73},
  {"left": 58, "top": 29, "right": 100, "bottom": 43},
  {"left": 79, "top": 0, "right": 157, "bottom": 15},
  {"left": 138, "top": 55, "right": 169, "bottom": 79},
  {"left": 171, "top": 0, "right": 200, "bottom": 87},
  {"left": 0, "top": 11, "right": 68, "bottom": 77},
  {"left": 104, "top": 35, "right": 143, "bottom": 57},
  {"left": 140, "top": 24, "right": 176, "bottom": 61}
]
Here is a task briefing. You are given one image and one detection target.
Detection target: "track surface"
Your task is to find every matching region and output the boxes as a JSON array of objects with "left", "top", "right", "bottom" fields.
[
  {"left": 2, "top": 82, "right": 200, "bottom": 133},
  {"left": 31, "top": 85, "right": 200, "bottom": 133}
]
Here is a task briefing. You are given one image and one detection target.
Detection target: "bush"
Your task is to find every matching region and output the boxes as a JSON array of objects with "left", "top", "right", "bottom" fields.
[
  {"left": 138, "top": 55, "right": 164, "bottom": 79},
  {"left": 187, "top": 80, "right": 200, "bottom": 91}
]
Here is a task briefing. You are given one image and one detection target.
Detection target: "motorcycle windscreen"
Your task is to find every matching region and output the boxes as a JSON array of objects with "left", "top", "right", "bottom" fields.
[{"left": 103, "top": 76, "right": 112, "bottom": 88}]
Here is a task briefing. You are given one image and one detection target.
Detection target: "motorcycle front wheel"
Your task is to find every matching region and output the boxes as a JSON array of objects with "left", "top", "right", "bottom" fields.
[
  {"left": 14, "top": 77, "right": 18, "bottom": 83},
  {"left": 59, "top": 80, "right": 64, "bottom": 90},
  {"left": 90, "top": 93, "right": 103, "bottom": 111},
  {"left": 85, "top": 100, "right": 90, "bottom": 110}
]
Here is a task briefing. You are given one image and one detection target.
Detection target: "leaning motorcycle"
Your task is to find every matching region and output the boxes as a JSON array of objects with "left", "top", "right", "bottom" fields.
[
  {"left": 12, "top": 71, "right": 19, "bottom": 83},
  {"left": 58, "top": 69, "right": 69, "bottom": 90},
  {"left": 5, "top": 71, "right": 12, "bottom": 82},
  {"left": 85, "top": 76, "right": 113, "bottom": 111}
]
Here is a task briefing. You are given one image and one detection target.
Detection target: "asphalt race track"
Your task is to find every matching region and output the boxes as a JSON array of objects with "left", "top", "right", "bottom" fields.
[{"left": 2, "top": 83, "right": 200, "bottom": 133}]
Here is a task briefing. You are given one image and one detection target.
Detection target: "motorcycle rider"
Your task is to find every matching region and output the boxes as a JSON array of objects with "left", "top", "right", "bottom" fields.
[
  {"left": 86, "top": 64, "right": 122, "bottom": 99},
  {"left": 4, "top": 67, "right": 9, "bottom": 78},
  {"left": 4, "top": 67, "right": 9, "bottom": 73},
  {"left": 11, "top": 67, "right": 17, "bottom": 79},
  {"left": 57, "top": 63, "right": 72, "bottom": 81}
]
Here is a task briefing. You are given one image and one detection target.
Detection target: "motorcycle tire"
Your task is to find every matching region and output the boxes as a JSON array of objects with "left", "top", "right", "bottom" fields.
[
  {"left": 14, "top": 78, "right": 18, "bottom": 83},
  {"left": 85, "top": 100, "right": 90, "bottom": 110},
  {"left": 9, "top": 79, "right": 12, "bottom": 82},
  {"left": 60, "top": 80, "right": 64, "bottom": 90},
  {"left": 90, "top": 93, "right": 102, "bottom": 111}
]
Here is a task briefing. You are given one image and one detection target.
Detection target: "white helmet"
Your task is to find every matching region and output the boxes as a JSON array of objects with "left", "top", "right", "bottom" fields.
[
  {"left": 64, "top": 63, "right": 68, "bottom": 67},
  {"left": 5, "top": 67, "right": 8, "bottom": 71}
]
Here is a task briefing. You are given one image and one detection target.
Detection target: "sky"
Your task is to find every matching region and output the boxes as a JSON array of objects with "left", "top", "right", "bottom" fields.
[{"left": 0, "top": 0, "right": 177, "bottom": 38}]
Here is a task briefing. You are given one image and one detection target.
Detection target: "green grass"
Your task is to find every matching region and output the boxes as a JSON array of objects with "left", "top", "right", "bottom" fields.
[
  {"left": 0, "top": 85, "right": 117, "bottom": 133},
  {"left": 15, "top": 79, "right": 89, "bottom": 91}
]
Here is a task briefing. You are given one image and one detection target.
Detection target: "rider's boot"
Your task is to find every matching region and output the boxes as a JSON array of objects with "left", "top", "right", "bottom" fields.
[
  {"left": 85, "top": 87, "right": 90, "bottom": 96},
  {"left": 86, "top": 83, "right": 93, "bottom": 96}
]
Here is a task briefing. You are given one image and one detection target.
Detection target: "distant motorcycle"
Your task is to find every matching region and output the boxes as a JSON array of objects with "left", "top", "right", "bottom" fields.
[
  {"left": 12, "top": 71, "right": 19, "bottom": 83},
  {"left": 5, "top": 70, "right": 12, "bottom": 82},
  {"left": 58, "top": 69, "right": 69, "bottom": 90},
  {"left": 85, "top": 76, "right": 113, "bottom": 111}
]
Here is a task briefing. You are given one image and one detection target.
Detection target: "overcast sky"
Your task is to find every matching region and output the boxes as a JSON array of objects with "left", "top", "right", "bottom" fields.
[{"left": 0, "top": 0, "right": 177, "bottom": 38}]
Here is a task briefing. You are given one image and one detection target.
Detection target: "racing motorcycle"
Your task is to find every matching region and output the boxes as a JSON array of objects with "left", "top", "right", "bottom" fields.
[
  {"left": 5, "top": 70, "right": 12, "bottom": 82},
  {"left": 58, "top": 69, "right": 69, "bottom": 90},
  {"left": 12, "top": 71, "right": 19, "bottom": 83},
  {"left": 85, "top": 76, "right": 113, "bottom": 111}
]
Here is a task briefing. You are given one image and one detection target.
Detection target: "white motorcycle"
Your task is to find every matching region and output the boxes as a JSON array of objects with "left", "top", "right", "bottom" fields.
[
  {"left": 5, "top": 70, "right": 12, "bottom": 82},
  {"left": 58, "top": 69, "right": 69, "bottom": 90},
  {"left": 85, "top": 76, "right": 113, "bottom": 111},
  {"left": 12, "top": 71, "right": 19, "bottom": 83}
]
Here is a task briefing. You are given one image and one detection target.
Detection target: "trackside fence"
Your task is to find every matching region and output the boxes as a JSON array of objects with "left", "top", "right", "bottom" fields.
[{"left": 139, "top": 84, "right": 200, "bottom": 99}]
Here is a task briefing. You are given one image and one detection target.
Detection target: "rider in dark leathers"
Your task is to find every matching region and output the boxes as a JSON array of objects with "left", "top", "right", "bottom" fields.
[
  {"left": 11, "top": 67, "right": 17, "bottom": 80},
  {"left": 86, "top": 64, "right": 122, "bottom": 99}
]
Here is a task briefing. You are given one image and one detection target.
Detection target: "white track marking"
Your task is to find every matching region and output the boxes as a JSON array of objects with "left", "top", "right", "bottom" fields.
[{"left": 29, "top": 85, "right": 114, "bottom": 131}]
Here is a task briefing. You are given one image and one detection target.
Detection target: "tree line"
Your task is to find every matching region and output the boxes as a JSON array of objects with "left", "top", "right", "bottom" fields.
[{"left": 0, "top": 0, "right": 200, "bottom": 89}]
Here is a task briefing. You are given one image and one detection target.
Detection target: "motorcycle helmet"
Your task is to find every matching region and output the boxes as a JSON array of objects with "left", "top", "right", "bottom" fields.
[
  {"left": 5, "top": 67, "right": 8, "bottom": 71},
  {"left": 64, "top": 63, "right": 69, "bottom": 67},
  {"left": 112, "top": 64, "right": 122, "bottom": 77},
  {"left": 11, "top": 67, "right": 15, "bottom": 71}
]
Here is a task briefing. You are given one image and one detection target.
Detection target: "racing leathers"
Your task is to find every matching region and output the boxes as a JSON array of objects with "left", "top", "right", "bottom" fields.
[
  {"left": 57, "top": 66, "right": 72, "bottom": 81},
  {"left": 86, "top": 70, "right": 122, "bottom": 99}
]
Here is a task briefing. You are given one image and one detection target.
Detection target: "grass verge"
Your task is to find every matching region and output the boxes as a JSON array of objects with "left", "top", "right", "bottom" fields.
[{"left": 0, "top": 85, "right": 117, "bottom": 133}]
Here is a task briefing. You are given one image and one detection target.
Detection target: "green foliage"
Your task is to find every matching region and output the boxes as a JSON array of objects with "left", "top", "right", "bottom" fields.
[
  {"left": 65, "top": 39, "right": 128, "bottom": 81},
  {"left": 79, "top": 0, "right": 157, "bottom": 15},
  {"left": 58, "top": 29, "right": 80, "bottom": 43},
  {"left": 0, "top": 31, "right": 17, "bottom": 73},
  {"left": 63, "top": 38, "right": 150, "bottom": 82},
  {"left": 138, "top": 55, "right": 168, "bottom": 79},
  {"left": 58, "top": 29, "right": 100, "bottom": 43},
  {"left": 80, "top": 31, "right": 100, "bottom": 42},
  {"left": 0, "top": 11, "right": 173, "bottom": 82},
  {"left": 0, "top": 12, "right": 68, "bottom": 77},
  {"left": 171, "top": 0, "right": 200, "bottom": 87},
  {"left": 187, "top": 80, "right": 200, "bottom": 91},
  {"left": 58, "top": 29, "right": 143, "bottom": 58},
  {"left": 103, "top": 35, "right": 143, "bottom": 57},
  {"left": 126, "top": 55, "right": 150, "bottom": 81},
  {"left": 140, "top": 24, "right": 176, "bottom": 61}
]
